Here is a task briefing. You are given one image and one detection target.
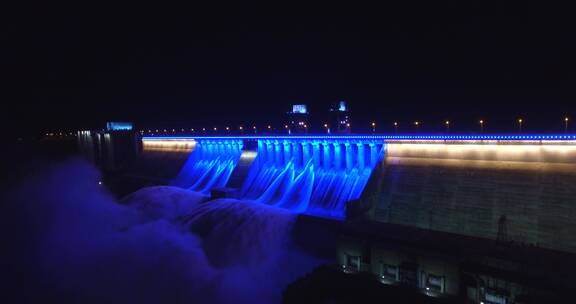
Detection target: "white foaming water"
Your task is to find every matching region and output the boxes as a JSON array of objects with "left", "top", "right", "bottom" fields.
[{"left": 2, "top": 159, "right": 322, "bottom": 304}]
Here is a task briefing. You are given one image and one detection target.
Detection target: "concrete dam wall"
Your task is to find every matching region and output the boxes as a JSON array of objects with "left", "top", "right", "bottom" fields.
[
  {"left": 367, "top": 140, "right": 576, "bottom": 253},
  {"left": 141, "top": 136, "right": 576, "bottom": 253}
]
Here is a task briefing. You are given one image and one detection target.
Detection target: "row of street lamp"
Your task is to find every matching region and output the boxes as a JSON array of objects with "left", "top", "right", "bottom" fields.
[
  {"left": 353, "top": 117, "right": 569, "bottom": 133},
  {"left": 43, "top": 117, "right": 572, "bottom": 138},
  {"left": 140, "top": 117, "right": 571, "bottom": 135},
  {"left": 381, "top": 117, "right": 569, "bottom": 133}
]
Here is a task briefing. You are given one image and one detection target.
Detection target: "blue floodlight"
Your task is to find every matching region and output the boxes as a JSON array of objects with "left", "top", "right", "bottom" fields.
[
  {"left": 292, "top": 104, "right": 308, "bottom": 114},
  {"left": 106, "top": 122, "right": 133, "bottom": 131}
]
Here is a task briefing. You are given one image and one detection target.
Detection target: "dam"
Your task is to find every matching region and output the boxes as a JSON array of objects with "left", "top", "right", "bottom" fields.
[
  {"left": 148, "top": 136, "right": 386, "bottom": 218},
  {"left": 141, "top": 134, "right": 576, "bottom": 246},
  {"left": 84, "top": 132, "right": 576, "bottom": 302}
]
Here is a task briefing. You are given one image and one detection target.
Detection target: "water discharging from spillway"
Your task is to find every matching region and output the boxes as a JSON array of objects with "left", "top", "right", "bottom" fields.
[
  {"left": 171, "top": 139, "right": 243, "bottom": 194},
  {"left": 171, "top": 138, "right": 384, "bottom": 217},
  {"left": 239, "top": 139, "right": 385, "bottom": 217},
  {"left": 4, "top": 159, "right": 324, "bottom": 303}
]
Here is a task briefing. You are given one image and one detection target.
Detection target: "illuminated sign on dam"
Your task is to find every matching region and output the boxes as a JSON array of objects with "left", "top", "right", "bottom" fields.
[{"left": 142, "top": 134, "right": 576, "bottom": 219}]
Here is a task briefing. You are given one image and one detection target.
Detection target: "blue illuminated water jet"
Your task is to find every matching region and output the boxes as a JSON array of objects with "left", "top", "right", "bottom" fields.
[
  {"left": 172, "top": 139, "right": 243, "bottom": 193},
  {"left": 240, "top": 139, "right": 385, "bottom": 217},
  {"left": 171, "top": 137, "right": 385, "bottom": 217}
]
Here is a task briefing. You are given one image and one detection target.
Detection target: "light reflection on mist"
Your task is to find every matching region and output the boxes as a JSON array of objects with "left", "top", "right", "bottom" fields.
[{"left": 1, "top": 158, "right": 323, "bottom": 304}]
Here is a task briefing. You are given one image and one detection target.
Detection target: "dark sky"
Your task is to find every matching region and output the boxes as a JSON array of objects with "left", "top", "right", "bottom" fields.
[{"left": 3, "top": 11, "right": 576, "bottom": 135}]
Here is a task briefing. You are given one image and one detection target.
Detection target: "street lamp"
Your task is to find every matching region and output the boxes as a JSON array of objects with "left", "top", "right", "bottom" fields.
[
  {"left": 253, "top": 125, "right": 257, "bottom": 134},
  {"left": 239, "top": 126, "right": 243, "bottom": 134},
  {"left": 371, "top": 122, "right": 376, "bottom": 133},
  {"left": 479, "top": 119, "right": 484, "bottom": 133},
  {"left": 393, "top": 122, "right": 398, "bottom": 133},
  {"left": 414, "top": 121, "right": 420, "bottom": 132},
  {"left": 565, "top": 117, "right": 569, "bottom": 133},
  {"left": 445, "top": 120, "right": 450, "bottom": 133},
  {"left": 517, "top": 118, "right": 523, "bottom": 133},
  {"left": 324, "top": 123, "right": 330, "bottom": 134}
]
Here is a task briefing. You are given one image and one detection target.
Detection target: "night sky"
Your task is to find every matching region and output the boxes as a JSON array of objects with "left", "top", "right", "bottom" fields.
[{"left": 4, "top": 11, "right": 576, "bottom": 135}]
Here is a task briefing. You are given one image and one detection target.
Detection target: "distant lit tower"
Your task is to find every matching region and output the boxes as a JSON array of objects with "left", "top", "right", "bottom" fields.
[
  {"left": 329, "top": 101, "right": 351, "bottom": 133},
  {"left": 287, "top": 104, "right": 310, "bottom": 134}
]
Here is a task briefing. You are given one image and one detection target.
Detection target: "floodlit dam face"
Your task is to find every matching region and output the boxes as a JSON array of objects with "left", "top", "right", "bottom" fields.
[
  {"left": 143, "top": 134, "right": 576, "bottom": 252},
  {"left": 366, "top": 139, "right": 576, "bottom": 253}
]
